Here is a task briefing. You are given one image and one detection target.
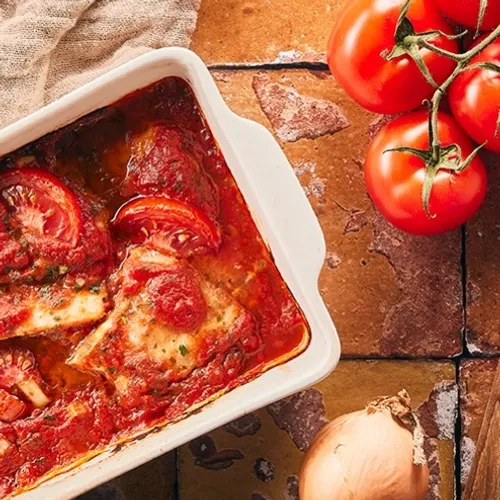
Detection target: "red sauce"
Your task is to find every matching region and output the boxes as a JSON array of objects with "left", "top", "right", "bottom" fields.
[{"left": 0, "top": 77, "right": 310, "bottom": 496}]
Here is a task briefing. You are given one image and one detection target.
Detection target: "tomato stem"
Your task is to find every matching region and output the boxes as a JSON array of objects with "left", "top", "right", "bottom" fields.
[
  {"left": 476, "top": 0, "right": 488, "bottom": 38},
  {"left": 427, "top": 25, "right": 500, "bottom": 164}
]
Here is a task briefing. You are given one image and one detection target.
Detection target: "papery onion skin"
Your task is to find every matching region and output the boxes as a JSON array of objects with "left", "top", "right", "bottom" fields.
[{"left": 299, "top": 409, "right": 429, "bottom": 500}]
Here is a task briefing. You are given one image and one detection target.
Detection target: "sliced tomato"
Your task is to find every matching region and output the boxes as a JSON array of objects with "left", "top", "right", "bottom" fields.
[
  {"left": 112, "top": 196, "right": 221, "bottom": 257},
  {"left": 0, "top": 168, "right": 82, "bottom": 253},
  {"left": 0, "top": 348, "right": 50, "bottom": 409},
  {"left": 0, "top": 390, "right": 26, "bottom": 423},
  {"left": 148, "top": 268, "right": 207, "bottom": 331},
  {"left": 0, "top": 203, "right": 30, "bottom": 277}
]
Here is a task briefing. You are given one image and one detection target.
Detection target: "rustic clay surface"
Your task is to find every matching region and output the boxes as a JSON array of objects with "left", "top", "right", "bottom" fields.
[
  {"left": 459, "top": 358, "right": 499, "bottom": 488},
  {"left": 79, "top": 452, "right": 176, "bottom": 500},
  {"left": 212, "top": 69, "right": 462, "bottom": 357},
  {"left": 466, "top": 150, "right": 500, "bottom": 355},
  {"left": 191, "top": 0, "right": 342, "bottom": 64},
  {"left": 179, "top": 360, "right": 457, "bottom": 500}
]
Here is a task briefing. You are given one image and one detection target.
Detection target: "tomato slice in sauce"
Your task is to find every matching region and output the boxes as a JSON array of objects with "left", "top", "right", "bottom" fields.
[
  {"left": 112, "top": 196, "right": 220, "bottom": 256},
  {"left": 0, "top": 348, "right": 50, "bottom": 409},
  {"left": 0, "top": 203, "right": 30, "bottom": 275},
  {"left": 0, "top": 168, "right": 82, "bottom": 251},
  {"left": 0, "top": 389, "right": 26, "bottom": 423}
]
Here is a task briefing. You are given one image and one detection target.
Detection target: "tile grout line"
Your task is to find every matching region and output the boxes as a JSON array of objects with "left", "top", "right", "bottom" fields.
[
  {"left": 207, "top": 62, "right": 329, "bottom": 71},
  {"left": 455, "top": 223, "right": 469, "bottom": 500}
]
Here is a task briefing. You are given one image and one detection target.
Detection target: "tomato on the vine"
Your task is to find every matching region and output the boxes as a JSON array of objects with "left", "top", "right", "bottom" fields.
[
  {"left": 433, "top": 0, "right": 500, "bottom": 31},
  {"left": 365, "top": 111, "right": 487, "bottom": 235},
  {"left": 327, "top": 0, "right": 458, "bottom": 114},
  {"left": 449, "top": 36, "right": 500, "bottom": 153}
]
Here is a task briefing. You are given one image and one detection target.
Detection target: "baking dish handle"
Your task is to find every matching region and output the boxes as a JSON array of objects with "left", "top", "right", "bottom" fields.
[{"left": 223, "top": 113, "right": 326, "bottom": 288}]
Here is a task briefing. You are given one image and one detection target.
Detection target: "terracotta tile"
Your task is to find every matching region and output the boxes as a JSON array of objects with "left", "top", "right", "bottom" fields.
[
  {"left": 191, "top": 0, "right": 341, "bottom": 64},
  {"left": 178, "top": 360, "right": 457, "bottom": 500},
  {"left": 212, "top": 69, "right": 463, "bottom": 357},
  {"left": 459, "top": 358, "right": 498, "bottom": 487},
  {"left": 80, "top": 452, "right": 177, "bottom": 500},
  {"left": 466, "top": 150, "right": 500, "bottom": 355}
]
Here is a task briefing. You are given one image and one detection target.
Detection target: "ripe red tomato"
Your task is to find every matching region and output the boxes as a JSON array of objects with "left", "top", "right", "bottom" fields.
[
  {"left": 0, "top": 168, "right": 82, "bottom": 251},
  {"left": 433, "top": 0, "right": 500, "bottom": 31},
  {"left": 113, "top": 196, "right": 220, "bottom": 257},
  {"left": 327, "top": 0, "right": 458, "bottom": 114},
  {"left": 365, "top": 111, "right": 487, "bottom": 235},
  {"left": 449, "top": 36, "right": 500, "bottom": 153}
]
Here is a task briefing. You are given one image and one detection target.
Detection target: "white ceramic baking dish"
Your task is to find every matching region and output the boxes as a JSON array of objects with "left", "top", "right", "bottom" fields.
[{"left": 0, "top": 47, "right": 340, "bottom": 499}]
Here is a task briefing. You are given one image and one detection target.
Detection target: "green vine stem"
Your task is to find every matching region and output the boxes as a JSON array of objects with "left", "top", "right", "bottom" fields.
[{"left": 423, "top": 25, "right": 500, "bottom": 162}]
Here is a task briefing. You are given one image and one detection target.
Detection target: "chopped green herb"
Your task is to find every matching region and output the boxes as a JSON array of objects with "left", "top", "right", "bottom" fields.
[
  {"left": 179, "top": 344, "right": 189, "bottom": 357},
  {"left": 2, "top": 213, "right": 9, "bottom": 225},
  {"left": 43, "top": 415, "right": 56, "bottom": 422},
  {"left": 107, "top": 367, "right": 117, "bottom": 374},
  {"left": 172, "top": 181, "right": 185, "bottom": 193},
  {"left": 39, "top": 286, "right": 52, "bottom": 298},
  {"left": 43, "top": 265, "right": 59, "bottom": 282},
  {"left": 89, "top": 284, "right": 101, "bottom": 294}
]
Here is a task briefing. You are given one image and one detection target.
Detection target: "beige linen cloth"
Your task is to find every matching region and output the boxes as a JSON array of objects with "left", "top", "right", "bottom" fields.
[{"left": 0, "top": 0, "right": 201, "bottom": 129}]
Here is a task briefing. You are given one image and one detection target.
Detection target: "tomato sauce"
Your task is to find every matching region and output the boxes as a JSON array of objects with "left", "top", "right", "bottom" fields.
[{"left": 0, "top": 77, "right": 310, "bottom": 496}]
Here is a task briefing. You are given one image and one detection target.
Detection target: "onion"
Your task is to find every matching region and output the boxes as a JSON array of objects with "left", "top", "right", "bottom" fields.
[{"left": 300, "top": 390, "right": 429, "bottom": 500}]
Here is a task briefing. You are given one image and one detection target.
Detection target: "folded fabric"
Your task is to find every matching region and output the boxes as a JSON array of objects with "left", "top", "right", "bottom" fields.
[{"left": 0, "top": 0, "right": 200, "bottom": 128}]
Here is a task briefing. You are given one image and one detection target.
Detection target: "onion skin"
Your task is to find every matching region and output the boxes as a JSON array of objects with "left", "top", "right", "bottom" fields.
[{"left": 299, "top": 408, "right": 429, "bottom": 500}]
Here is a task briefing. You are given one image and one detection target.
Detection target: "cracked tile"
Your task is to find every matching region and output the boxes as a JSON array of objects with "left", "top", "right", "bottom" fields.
[
  {"left": 80, "top": 452, "right": 176, "bottom": 500},
  {"left": 252, "top": 73, "right": 349, "bottom": 142},
  {"left": 212, "top": 68, "right": 462, "bottom": 357},
  {"left": 466, "top": 150, "right": 500, "bottom": 355}
]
